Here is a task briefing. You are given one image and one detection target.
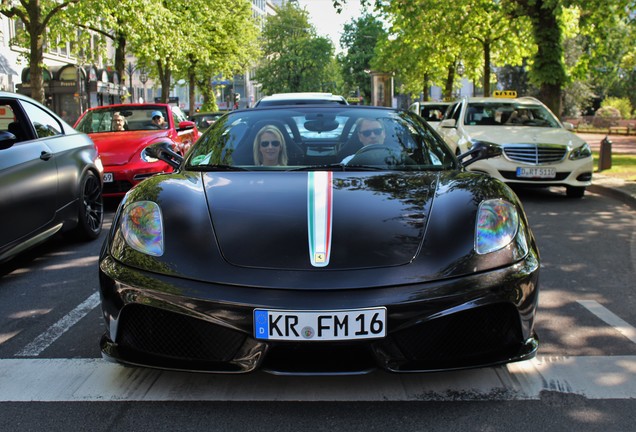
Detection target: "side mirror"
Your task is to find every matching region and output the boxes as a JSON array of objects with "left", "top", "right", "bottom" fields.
[
  {"left": 562, "top": 121, "right": 575, "bottom": 131},
  {"left": 0, "top": 130, "right": 17, "bottom": 150},
  {"left": 142, "top": 141, "right": 183, "bottom": 170},
  {"left": 177, "top": 120, "right": 196, "bottom": 131},
  {"left": 458, "top": 140, "right": 502, "bottom": 167},
  {"left": 439, "top": 118, "right": 456, "bottom": 129}
]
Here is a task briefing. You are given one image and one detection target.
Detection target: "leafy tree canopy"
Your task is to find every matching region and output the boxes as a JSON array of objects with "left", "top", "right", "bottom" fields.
[{"left": 255, "top": 2, "right": 336, "bottom": 94}]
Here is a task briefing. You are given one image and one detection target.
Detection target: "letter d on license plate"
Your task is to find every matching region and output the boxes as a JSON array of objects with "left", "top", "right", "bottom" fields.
[{"left": 254, "top": 307, "right": 386, "bottom": 341}]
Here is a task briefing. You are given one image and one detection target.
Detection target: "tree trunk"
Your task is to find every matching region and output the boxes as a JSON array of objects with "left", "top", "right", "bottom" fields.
[
  {"left": 422, "top": 73, "right": 430, "bottom": 101},
  {"left": 29, "top": 33, "right": 46, "bottom": 104},
  {"left": 188, "top": 70, "right": 196, "bottom": 115},
  {"left": 157, "top": 59, "right": 171, "bottom": 103},
  {"left": 115, "top": 33, "right": 126, "bottom": 84},
  {"left": 483, "top": 42, "right": 491, "bottom": 97},
  {"left": 539, "top": 82, "right": 562, "bottom": 117},
  {"left": 524, "top": 0, "right": 566, "bottom": 116},
  {"left": 27, "top": 3, "right": 45, "bottom": 104},
  {"left": 444, "top": 64, "right": 455, "bottom": 100}
]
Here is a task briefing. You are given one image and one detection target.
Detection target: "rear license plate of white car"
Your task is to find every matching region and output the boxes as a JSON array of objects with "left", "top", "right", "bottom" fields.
[
  {"left": 103, "top": 172, "right": 114, "bottom": 183},
  {"left": 254, "top": 307, "right": 386, "bottom": 341},
  {"left": 516, "top": 167, "right": 556, "bottom": 178}
]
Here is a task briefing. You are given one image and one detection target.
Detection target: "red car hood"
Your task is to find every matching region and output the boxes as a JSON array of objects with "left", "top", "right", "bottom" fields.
[{"left": 90, "top": 130, "right": 170, "bottom": 166}]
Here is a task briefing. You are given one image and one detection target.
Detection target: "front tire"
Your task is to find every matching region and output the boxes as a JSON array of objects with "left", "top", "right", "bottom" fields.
[
  {"left": 71, "top": 171, "right": 104, "bottom": 240},
  {"left": 566, "top": 186, "right": 585, "bottom": 198}
]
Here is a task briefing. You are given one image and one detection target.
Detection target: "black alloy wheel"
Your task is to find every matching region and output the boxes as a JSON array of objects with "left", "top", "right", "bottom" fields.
[{"left": 72, "top": 171, "right": 104, "bottom": 240}]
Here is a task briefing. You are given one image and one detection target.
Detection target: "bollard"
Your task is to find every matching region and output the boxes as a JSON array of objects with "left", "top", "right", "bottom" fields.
[{"left": 598, "top": 135, "right": 612, "bottom": 171}]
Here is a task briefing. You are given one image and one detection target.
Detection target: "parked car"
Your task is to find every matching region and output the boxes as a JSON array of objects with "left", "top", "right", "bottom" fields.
[
  {"left": 74, "top": 104, "right": 199, "bottom": 198},
  {"left": 0, "top": 91, "right": 103, "bottom": 263},
  {"left": 98, "top": 105, "right": 540, "bottom": 374},
  {"left": 408, "top": 101, "right": 450, "bottom": 128},
  {"left": 189, "top": 111, "right": 227, "bottom": 132},
  {"left": 437, "top": 93, "right": 593, "bottom": 198},
  {"left": 253, "top": 92, "right": 348, "bottom": 107}
]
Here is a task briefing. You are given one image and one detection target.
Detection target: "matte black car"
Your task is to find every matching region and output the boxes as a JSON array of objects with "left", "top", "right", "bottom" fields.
[
  {"left": 98, "top": 105, "right": 539, "bottom": 374},
  {"left": 0, "top": 92, "right": 104, "bottom": 263}
]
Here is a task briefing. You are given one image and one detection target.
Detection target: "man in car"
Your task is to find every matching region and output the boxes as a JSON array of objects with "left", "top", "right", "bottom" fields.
[
  {"left": 341, "top": 118, "right": 386, "bottom": 164},
  {"left": 150, "top": 110, "right": 167, "bottom": 129}
]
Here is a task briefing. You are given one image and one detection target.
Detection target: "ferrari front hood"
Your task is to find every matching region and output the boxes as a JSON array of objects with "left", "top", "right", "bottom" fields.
[{"left": 203, "top": 171, "right": 435, "bottom": 270}]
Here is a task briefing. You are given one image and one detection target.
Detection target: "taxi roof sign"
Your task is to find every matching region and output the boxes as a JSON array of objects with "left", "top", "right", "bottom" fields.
[{"left": 493, "top": 90, "right": 517, "bottom": 98}]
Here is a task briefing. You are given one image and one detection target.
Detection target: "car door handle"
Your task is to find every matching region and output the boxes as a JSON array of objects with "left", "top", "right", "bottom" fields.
[{"left": 40, "top": 151, "right": 53, "bottom": 161}]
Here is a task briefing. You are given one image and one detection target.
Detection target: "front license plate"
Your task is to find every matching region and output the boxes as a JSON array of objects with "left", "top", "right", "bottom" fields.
[
  {"left": 516, "top": 167, "right": 556, "bottom": 179},
  {"left": 103, "top": 172, "right": 114, "bottom": 183},
  {"left": 254, "top": 307, "right": 386, "bottom": 341}
]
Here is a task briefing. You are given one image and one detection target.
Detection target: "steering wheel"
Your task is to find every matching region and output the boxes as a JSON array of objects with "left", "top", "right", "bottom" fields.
[{"left": 347, "top": 144, "right": 416, "bottom": 166}]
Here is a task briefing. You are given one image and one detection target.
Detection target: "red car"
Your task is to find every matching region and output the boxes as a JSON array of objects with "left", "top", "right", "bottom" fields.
[{"left": 75, "top": 104, "right": 199, "bottom": 198}]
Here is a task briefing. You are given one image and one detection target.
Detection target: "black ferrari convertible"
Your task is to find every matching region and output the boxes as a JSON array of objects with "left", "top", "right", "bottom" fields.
[{"left": 98, "top": 105, "right": 539, "bottom": 374}]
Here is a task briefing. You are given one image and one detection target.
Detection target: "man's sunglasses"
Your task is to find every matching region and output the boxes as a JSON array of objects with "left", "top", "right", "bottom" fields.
[
  {"left": 260, "top": 140, "right": 281, "bottom": 148},
  {"left": 152, "top": 116, "right": 162, "bottom": 120},
  {"left": 359, "top": 128, "right": 383, "bottom": 137}
]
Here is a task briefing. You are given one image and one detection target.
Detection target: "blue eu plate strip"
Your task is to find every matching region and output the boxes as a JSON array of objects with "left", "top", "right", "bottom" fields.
[{"left": 254, "top": 310, "right": 269, "bottom": 339}]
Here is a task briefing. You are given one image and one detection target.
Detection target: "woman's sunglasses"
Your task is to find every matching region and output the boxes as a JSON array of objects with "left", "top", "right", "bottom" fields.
[
  {"left": 359, "top": 128, "right": 383, "bottom": 137},
  {"left": 260, "top": 140, "right": 281, "bottom": 148}
]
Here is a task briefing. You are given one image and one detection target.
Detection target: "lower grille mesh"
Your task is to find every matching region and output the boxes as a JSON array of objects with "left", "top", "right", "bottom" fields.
[
  {"left": 117, "top": 304, "right": 246, "bottom": 362},
  {"left": 391, "top": 304, "right": 522, "bottom": 365}
]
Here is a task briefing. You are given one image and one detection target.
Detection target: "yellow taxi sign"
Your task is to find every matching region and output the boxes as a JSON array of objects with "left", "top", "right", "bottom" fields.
[{"left": 493, "top": 90, "right": 517, "bottom": 98}]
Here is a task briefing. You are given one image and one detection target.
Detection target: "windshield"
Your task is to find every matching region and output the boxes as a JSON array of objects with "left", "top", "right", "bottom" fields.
[
  {"left": 185, "top": 106, "right": 457, "bottom": 172},
  {"left": 75, "top": 106, "right": 170, "bottom": 133},
  {"left": 420, "top": 104, "right": 448, "bottom": 122},
  {"left": 463, "top": 102, "right": 561, "bottom": 128}
]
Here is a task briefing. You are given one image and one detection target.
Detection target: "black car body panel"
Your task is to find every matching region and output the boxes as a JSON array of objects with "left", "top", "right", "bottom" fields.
[
  {"left": 98, "top": 105, "right": 539, "bottom": 374},
  {"left": 0, "top": 92, "right": 103, "bottom": 263}
]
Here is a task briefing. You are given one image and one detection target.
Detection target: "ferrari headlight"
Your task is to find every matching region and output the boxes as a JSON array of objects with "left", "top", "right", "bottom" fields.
[
  {"left": 569, "top": 143, "right": 592, "bottom": 160},
  {"left": 475, "top": 199, "right": 519, "bottom": 255},
  {"left": 121, "top": 201, "right": 164, "bottom": 256}
]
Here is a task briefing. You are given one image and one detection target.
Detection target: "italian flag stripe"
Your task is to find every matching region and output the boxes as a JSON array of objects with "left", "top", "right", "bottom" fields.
[{"left": 308, "top": 172, "right": 333, "bottom": 267}]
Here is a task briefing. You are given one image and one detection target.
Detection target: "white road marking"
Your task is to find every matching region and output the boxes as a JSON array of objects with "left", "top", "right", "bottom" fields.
[
  {"left": 578, "top": 300, "right": 636, "bottom": 344},
  {"left": 15, "top": 292, "right": 100, "bottom": 357},
  {"left": 0, "top": 356, "right": 634, "bottom": 401}
]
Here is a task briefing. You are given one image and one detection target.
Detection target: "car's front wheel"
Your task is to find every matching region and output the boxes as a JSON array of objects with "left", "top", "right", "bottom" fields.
[
  {"left": 71, "top": 171, "right": 104, "bottom": 240},
  {"left": 566, "top": 186, "right": 586, "bottom": 198}
]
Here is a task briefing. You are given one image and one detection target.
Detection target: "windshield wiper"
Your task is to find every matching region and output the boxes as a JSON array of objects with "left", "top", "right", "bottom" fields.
[
  {"left": 287, "top": 164, "right": 347, "bottom": 171},
  {"left": 343, "top": 164, "right": 387, "bottom": 171},
  {"left": 188, "top": 164, "right": 248, "bottom": 171},
  {"left": 288, "top": 164, "right": 389, "bottom": 172}
]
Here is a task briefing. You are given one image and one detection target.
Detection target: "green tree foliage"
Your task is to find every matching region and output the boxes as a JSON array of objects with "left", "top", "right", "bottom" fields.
[
  {"left": 337, "top": 14, "right": 386, "bottom": 101},
  {"left": 169, "top": 0, "right": 259, "bottom": 112},
  {"left": 3, "top": 0, "right": 259, "bottom": 108},
  {"left": 0, "top": 0, "right": 80, "bottom": 103},
  {"left": 369, "top": 0, "right": 533, "bottom": 100},
  {"left": 255, "top": 2, "right": 336, "bottom": 94},
  {"left": 502, "top": 0, "right": 635, "bottom": 115},
  {"left": 335, "top": 0, "right": 635, "bottom": 116},
  {"left": 602, "top": 96, "right": 633, "bottom": 119},
  {"left": 63, "top": 0, "right": 156, "bottom": 83}
]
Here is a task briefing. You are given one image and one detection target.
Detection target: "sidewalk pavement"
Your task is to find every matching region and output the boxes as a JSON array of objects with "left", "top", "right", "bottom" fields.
[
  {"left": 589, "top": 174, "right": 636, "bottom": 207},
  {"left": 576, "top": 133, "right": 636, "bottom": 207}
]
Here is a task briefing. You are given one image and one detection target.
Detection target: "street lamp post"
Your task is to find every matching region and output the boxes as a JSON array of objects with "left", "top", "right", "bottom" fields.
[
  {"left": 126, "top": 62, "right": 137, "bottom": 102},
  {"left": 139, "top": 69, "right": 148, "bottom": 103}
]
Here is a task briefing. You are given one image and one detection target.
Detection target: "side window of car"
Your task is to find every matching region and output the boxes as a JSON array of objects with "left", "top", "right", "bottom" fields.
[
  {"left": 21, "top": 101, "right": 63, "bottom": 138},
  {"left": 172, "top": 107, "right": 186, "bottom": 124},
  {"left": 0, "top": 101, "right": 27, "bottom": 143},
  {"left": 451, "top": 103, "right": 462, "bottom": 122}
]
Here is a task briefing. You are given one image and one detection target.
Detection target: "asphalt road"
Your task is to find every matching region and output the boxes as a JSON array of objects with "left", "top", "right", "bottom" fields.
[{"left": 0, "top": 188, "right": 635, "bottom": 431}]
